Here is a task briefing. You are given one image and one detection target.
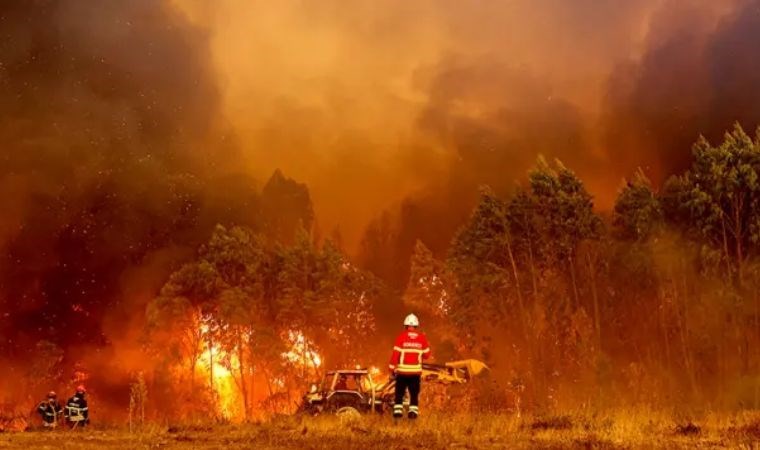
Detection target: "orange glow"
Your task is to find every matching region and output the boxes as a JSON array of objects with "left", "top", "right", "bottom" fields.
[
  {"left": 282, "top": 330, "right": 322, "bottom": 371},
  {"left": 198, "top": 325, "right": 239, "bottom": 419},
  {"left": 189, "top": 326, "right": 323, "bottom": 419}
]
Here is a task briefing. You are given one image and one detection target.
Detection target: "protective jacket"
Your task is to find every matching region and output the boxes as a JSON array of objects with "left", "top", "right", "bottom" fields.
[
  {"left": 389, "top": 329, "right": 431, "bottom": 375},
  {"left": 37, "top": 400, "right": 62, "bottom": 424},
  {"left": 64, "top": 394, "right": 89, "bottom": 425}
]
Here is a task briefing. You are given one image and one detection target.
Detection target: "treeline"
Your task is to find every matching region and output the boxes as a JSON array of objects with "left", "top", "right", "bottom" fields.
[
  {"left": 144, "top": 123, "right": 760, "bottom": 420},
  {"left": 409, "top": 123, "right": 760, "bottom": 411}
]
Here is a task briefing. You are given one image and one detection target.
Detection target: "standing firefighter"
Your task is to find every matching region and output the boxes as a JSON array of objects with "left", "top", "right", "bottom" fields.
[
  {"left": 64, "top": 385, "right": 89, "bottom": 428},
  {"left": 37, "top": 391, "right": 63, "bottom": 428},
  {"left": 389, "top": 313, "right": 431, "bottom": 419}
]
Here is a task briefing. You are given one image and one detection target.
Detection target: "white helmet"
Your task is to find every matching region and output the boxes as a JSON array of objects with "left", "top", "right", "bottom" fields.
[{"left": 403, "top": 313, "right": 420, "bottom": 327}]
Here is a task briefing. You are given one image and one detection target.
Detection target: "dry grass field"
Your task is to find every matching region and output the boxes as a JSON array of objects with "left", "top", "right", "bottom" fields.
[{"left": 2, "top": 410, "right": 760, "bottom": 449}]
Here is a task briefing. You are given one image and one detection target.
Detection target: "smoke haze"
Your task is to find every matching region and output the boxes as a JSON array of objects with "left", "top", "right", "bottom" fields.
[
  {"left": 180, "top": 0, "right": 759, "bottom": 248},
  {"left": 3, "top": 0, "right": 760, "bottom": 358}
]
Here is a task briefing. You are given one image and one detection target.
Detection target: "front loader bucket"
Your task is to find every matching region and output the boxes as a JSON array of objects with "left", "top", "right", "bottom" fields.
[{"left": 445, "top": 359, "right": 490, "bottom": 378}]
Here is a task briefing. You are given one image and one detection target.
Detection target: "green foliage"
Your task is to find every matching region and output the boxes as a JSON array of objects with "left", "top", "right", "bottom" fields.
[
  {"left": 275, "top": 230, "right": 330, "bottom": 330},
  {"left": 662, "top": 123, "right": 760, "bottom": 280},
  {"left": 404, "top": 240, "right": 458, "bottom": 356},
  {"left": 613, "top": 169, "right": 663, "bottom": 241},
  {"left": 525, "top": 156, "right": 603, "bottom": 262},
  {"left": 448, "top": 187, "right": 512, "bottom": 330},
  {"left": 505, "top": 189, "right": 540, "bottom": 264},
  {"left": 201, "top": 225, "right": 268, "bottom": 289},
  {"left": 441, "top": 158, "right": 609, "bottom": 404},
  {"left": 447, "top": 157, "right": 603, "bottom": 312},
  {"left": 405, "top": 240, "right": 449, "bottom": 316},
  {"left": 157, "top": 260, "right": 220, "bottom": 310}
]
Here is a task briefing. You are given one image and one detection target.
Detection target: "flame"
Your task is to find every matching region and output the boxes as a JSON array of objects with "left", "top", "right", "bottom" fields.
[
  {"left": 197, "top": 325, "right": 239, "bottom": 418},
  {"left": 282, "top": 330, "right": 322, "bottom": 370},
  {"left": 198, "top": 344, "right": 231, "bottom": 378},
  {"left": 188, "top": 326, "right": 323, "bottom": 419},
  {"left": 418, "top": 275, "right": 450, "bottom": 315}
]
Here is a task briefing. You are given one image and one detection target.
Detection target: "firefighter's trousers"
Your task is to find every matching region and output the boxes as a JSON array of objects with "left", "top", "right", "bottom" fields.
[{"left": 393, "top": 374, "right": 421, "bottom": 418}]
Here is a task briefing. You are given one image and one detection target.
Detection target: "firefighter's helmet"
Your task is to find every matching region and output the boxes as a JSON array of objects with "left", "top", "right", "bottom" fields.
[
  {"left": 47, "top": 391, "right": 56, "bottom": 399},
  {"left": 403, "top": 313, "right": 419, "bottom": 328},
  {"left": 76, "top": 385, "right": 86, "bottom": 394}
]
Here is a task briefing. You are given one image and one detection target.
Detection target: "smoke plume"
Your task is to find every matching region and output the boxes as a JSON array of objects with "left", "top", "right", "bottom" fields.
[
  {"left": 0, "top": 0, "right": 248, "bottom": 359},
  {"left": 3, "top": 0, "right": 760, "bottom": 373}
]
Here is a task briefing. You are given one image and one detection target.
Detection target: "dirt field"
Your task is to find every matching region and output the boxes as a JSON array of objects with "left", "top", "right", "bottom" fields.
[{"left": 1, "top": 411, "right": 759, "bottom": 449}]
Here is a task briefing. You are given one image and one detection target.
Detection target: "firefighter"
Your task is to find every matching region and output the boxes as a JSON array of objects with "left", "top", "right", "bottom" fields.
[
  {"left": 388, "top": 313, "right": 431, "bottom": 419},
  {"left": 64, "top": 385, "right": 89, "bottom": 428},
  {"left": 335, "top": 374, "right": 348, "bottom": 390},
  {"left": 37, "top": 391, "right": 63, "bottom": 428}
]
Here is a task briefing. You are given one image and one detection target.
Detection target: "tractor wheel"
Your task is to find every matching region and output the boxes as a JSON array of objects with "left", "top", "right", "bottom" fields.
[
  {"left": 336, "top": 406, "right": 361, "bottom": 423},
  {"left": 325, "top": 392, "right": 363, "bottom": 412}
]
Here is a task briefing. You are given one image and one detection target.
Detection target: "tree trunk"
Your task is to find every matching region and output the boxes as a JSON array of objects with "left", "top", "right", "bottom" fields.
[
  {"left": 207, "top": 335, "right": 216, "bottom": 408},
  {"left": 251, "top": 361, "right": 255, "bottom": 417},
  {"left": 189, "top": 312, "right": 203, "bottom": 392},
  {"left": 568, "top": 254, "right": 580, "bottom": 309},
  {"left": 189, "top": 353, "right": 198, "bottom": 392},
  {"left": 506, "top": 233, "right": 527, "bottom": 339},
  {"left": 238, "top": 361, "right": 249, "bottom": 420},
  {"left": 237, "top": 331, "right": 250, "bottom": 421},
  {"left": 732, "top": 193, "right": 745, "bottom": 286},
  {"left": 523, "top": 211, "right": 539, "bottom": 299},
  {"left": 659, "top": 289, "right": 672, "bottom": 372},
  {"left": 720, "top": 213, "right": 733, "bottom": 280},
  {"left": 585, "top": 251, "right": 601, "bottom": 347},
  {"left": 674, "top": 264, "right": 698, "bottom": 397}
]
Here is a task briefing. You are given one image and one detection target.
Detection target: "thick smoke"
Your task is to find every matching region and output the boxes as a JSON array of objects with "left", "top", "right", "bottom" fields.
[
  {"left": 602, "top": 0, "right": 760, "bottom": 182},
  {"left": 188, "top": 0, "right": 659, "bottom": 249},
  {"left": 3, "top": 0, "right": 760, "bottom": 386},
  {"left": 355, "top": 0, "right": 760, "bottom": 287},
  {"left": 0, "top": 0, "right": 253, "bottom": 362},
  {"left": 189, "top": 0, "right": 759, "bottom": 255}
]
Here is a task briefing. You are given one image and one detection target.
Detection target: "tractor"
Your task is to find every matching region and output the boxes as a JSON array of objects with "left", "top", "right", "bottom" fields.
[{"left": 299, "top": 359, "right": 488, "bottom": 417}]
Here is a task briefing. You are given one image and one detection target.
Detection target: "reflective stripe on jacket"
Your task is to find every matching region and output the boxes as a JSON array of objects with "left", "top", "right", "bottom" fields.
[
  {"left": 65, "top": 396, "right": 89, "bottom": 422},
  {"left": 37, "top": 401, "right": 62, "bottom": 422},
  {"left": 389, "top": 329, "right": 431, "bottom": 375}
]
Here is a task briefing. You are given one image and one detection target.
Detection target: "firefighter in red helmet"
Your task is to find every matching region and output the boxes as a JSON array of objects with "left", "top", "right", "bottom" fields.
[
  {"left": 388, "top": 313, "right": 431, "bottom": 419},
  {"left": 64, "top": 385, "right": 89, "bottom": 428},
  {"left": 37, "top": 391, "right": 63, "bottom": 428}
]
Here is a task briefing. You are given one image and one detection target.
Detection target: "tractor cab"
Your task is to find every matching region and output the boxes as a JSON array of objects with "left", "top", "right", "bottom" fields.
[{"left": 301, "top": 369, "right": 380, "bottom": 415}]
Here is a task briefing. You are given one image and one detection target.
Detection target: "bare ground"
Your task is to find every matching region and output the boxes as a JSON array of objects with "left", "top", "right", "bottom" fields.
[{"left": 2, "top": 410, "right": 760, "bottom": 449}]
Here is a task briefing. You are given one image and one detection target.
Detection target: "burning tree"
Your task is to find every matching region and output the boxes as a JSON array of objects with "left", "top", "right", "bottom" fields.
[{"left": 146, "top": 224, "right": 382, "bottom": 420}]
